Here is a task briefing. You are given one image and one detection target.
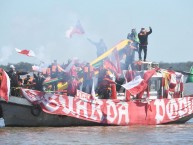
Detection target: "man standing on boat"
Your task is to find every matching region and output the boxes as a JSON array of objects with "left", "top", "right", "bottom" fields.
[
  {"left": 87, "top": 38, "right": 107, "bottom": 57},
  {"left": 125, "top": 29, "right": 139, "bottom": 69},
  {"left": 67, "top": 75, "right": 79, "bottom": 97},
  {"left": 49, "top": 60, "right": 59, "bottom": 91},
  {"left": 138, "top": 27, "right": 152, "bottom": 61},
  {"left": 82, "top": 63, "right": 94, "bottom": 94}
]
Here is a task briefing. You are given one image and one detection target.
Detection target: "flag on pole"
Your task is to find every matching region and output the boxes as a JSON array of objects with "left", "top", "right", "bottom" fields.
[
  {"left": 15, "top": 48, "right": 36, "bottom": 57},
  {"left": 65, "top": 20, "right": 85, "bottom": 38},
  {"left": 0, "top": 68, "right": 10, "bottom": 102}
]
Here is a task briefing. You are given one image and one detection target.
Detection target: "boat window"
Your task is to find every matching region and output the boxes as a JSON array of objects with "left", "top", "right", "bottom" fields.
[{"left": 148, "top": 77, "right": 162, "bottom": 96}]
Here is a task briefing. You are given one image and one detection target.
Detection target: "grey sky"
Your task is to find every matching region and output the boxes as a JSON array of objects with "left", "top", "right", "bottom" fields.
[{"left": 0, "top": 0, "right": 193, "bottom": 65}]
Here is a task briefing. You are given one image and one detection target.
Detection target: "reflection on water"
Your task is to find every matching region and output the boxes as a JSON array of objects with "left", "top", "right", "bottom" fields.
[{"left": 0, "top": 119, "right": 193, "bottom": 145}]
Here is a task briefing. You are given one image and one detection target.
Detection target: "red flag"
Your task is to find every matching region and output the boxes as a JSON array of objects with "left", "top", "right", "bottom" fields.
[
  {"left": 0, "top": 68, "right": 10, "bottom": 102},
  {"left": 103, "top": 60, "right": 119, "bottom": 77},
  {"left": 15, "top": 48, "right": 35, "bottom": 57},
  {"left": 143, "top": 69, "right": 156, "bottom": 82},
  {"left": 65, "top": 20, "right": 85, "bottom": 38}
]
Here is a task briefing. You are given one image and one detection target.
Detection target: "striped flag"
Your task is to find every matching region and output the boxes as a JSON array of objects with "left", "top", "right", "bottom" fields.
[
  {"left": 65, "top": 20, "right": 85, "bottom": 38},
  {"left": 122, "top": 75, "right": 147, "bottom": 95},
  {"left": 0, "top": 68, "right": 10, "bottom": 102}
]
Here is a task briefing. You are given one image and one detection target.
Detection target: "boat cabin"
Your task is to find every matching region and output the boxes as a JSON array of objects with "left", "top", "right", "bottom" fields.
[{"left": 129, "top": 61, "right": 184, "bottom": 100}]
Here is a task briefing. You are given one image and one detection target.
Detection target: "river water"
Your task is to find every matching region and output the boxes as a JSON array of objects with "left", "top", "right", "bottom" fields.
[
  {"left": 0, "top": 119, "right": 193, "bottom": 145},
  {"left": 1, "top": 82, "right": 193, "bottom": 145}
]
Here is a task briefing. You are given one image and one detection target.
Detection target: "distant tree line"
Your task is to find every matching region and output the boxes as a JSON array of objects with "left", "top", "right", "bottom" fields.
[
  {"left": 159, "top": 61, "right": 193, "bottom": 72},
  {"left": 0, "top": 61, "right": 193, "bottom": 72},
  {"left": 0, "top": 62, "right": 33, "bottom": 72}
]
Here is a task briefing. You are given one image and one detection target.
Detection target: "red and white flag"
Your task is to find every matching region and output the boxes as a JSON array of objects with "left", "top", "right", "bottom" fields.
[
  {"left": 15, "top": 48, "right": 36, "bottom": 57},
  {"left": 122, "top": 75, "right": 147, "bottom": 95},
  {"left": 122, "top": 70, "right": 156, "bottom": 98},
  {"left": 0, "top": 68, "right": 10, "bottom": 102},
  {"left": 65, "top": 20, "right": 85, "bottom": 38}
]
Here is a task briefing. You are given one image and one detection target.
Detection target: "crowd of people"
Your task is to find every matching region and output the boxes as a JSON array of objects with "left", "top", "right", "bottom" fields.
[
  {"left": 6, "top": 65, "right": 45, "bottom": 96},
  {"left": 5, "top": 27, "right": 152, "bottom": 99},
  {"left": 5, "top": 59, "right": 116, "bottom": 99}
]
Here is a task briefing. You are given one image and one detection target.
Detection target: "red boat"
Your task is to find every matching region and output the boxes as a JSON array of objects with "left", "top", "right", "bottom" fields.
[{"left": 1, "top": 61, "right": 193, "bottom": 126}]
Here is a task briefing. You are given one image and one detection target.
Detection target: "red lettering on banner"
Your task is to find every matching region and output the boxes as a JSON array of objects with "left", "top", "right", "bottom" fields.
[
  {"left": 24, "top": 89, "right": 43, "bottom": 102},
  {"left": 76, "top": 90, "right": 91, "bottom": 100}
]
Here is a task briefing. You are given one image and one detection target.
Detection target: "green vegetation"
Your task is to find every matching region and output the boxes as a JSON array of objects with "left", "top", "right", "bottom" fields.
[
  {"left": 159, "top": 61, "right": 193, "bottom": 72},
  {"left": 0, "top": 62, "right": 33, "bottom": 72},
  {"left": 0, "top": 61, "right": 193, "bottom": 72}
]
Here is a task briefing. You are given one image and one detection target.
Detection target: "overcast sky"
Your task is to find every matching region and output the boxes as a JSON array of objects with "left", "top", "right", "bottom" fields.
[{"left": 0, "top": 0, "right": 193, "bottom": 65}]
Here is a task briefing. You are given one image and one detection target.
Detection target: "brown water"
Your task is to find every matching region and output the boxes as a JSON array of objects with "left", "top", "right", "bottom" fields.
[{"left": 0, "top": 120, "right": 193, "bottom": 145}]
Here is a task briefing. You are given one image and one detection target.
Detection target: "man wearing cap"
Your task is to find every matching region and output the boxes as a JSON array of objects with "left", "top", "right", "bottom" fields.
[{"left": 138, "top": 27, "right": 152, "bottom": 61}]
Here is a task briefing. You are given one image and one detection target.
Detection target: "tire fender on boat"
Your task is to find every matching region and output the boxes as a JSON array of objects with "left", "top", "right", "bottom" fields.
[{"left": 31, "top": 105, "right": 41, "bottom": 116}]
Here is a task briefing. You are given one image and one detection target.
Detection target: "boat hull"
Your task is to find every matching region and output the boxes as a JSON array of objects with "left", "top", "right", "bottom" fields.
[
  {"left": 0, "top": 97, "right": 100, "bottom": 127},
  {"left": 1, "top": 97, "right": 193, "bottom": 127}
]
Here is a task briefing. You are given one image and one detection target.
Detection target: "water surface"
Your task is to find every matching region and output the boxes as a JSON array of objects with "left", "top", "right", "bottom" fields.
[{"left": 0, "top": 120, "right": 193, "bottom": 145}]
